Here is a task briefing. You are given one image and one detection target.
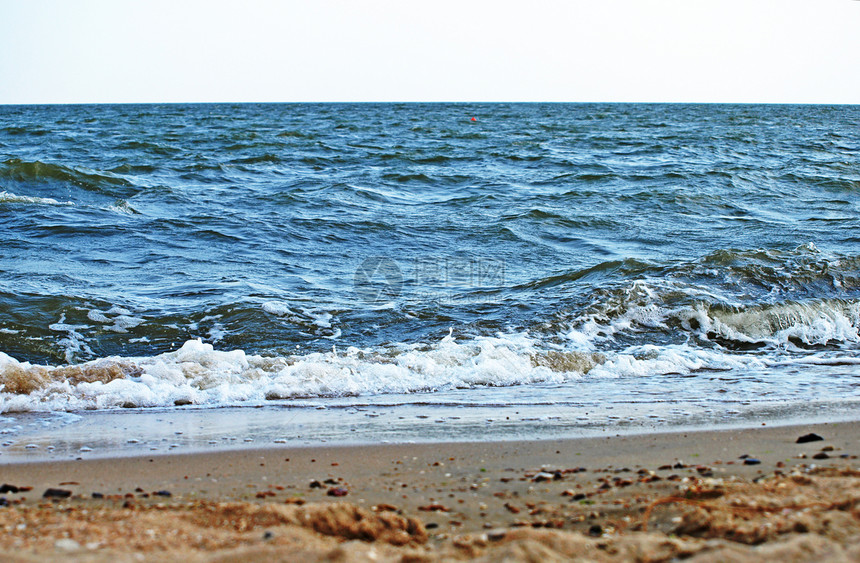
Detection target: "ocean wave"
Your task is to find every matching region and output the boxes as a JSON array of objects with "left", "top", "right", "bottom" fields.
[
  {"left": 0, "top": 158, "right": 133, "bottom": 194},
  {"left": 103, "top": 199, "right": 141, "bottom": 215},
  {"left": 2, "top": 290, "right": 859, "bottom": 412},
  {"left": 0, "top": 332, "right": 606, "bottom": 412},
  {"left": 566, "top": 278, "right": 860, "bottom": 351},
  {"left": 689, "top": 300, "right": 860, "bottom": 348},
  {"left": 5, "top": 307, "right": 852, "bottom": 413}
]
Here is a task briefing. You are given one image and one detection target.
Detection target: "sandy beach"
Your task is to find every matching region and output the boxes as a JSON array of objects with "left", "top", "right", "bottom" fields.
[{"left": 0, "top": 420, "right": 858, "bottom": 561}]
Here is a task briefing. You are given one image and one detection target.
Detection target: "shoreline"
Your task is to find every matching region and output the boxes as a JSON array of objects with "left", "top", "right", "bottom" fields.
[
  {"left": 3, "top": 398, "right": 859, "bottom": 464},
  {"left": 1, "top": 420, "right": 858, "bottom": 560}
]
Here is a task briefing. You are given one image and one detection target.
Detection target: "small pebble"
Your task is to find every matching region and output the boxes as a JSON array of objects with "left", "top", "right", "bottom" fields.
[
  {"left": 327, "top": 487, "right": 349, "bottom": 497},
  {"left": 43, "top": 488, "right": 72, "bottom": 499},
  {"left": 54, "top": 539, "right": 81, "bottom": 552}
]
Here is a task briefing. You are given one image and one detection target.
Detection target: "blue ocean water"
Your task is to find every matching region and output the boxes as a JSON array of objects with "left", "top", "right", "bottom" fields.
[{"left": 0, "top": 103, "right": 859, "bottom": 449}]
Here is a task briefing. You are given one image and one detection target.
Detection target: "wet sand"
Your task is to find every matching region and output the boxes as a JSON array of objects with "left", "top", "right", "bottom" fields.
[{"left": 1, "top": 420, "right": 859, "bottom": 561}]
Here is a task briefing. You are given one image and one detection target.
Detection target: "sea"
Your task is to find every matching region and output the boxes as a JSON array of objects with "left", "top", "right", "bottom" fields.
[{"left": 1, "top": 102, "right": 859, "bottom": 459}]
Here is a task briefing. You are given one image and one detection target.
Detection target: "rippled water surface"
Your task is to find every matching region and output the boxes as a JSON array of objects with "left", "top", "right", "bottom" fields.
[{"left": 0, "top": 103, "right": 859, "bottom": 435}]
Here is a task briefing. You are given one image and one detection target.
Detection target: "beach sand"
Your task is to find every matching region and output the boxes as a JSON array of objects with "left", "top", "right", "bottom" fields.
[{"left": 1, "top": 421, "right": 859, "bottom": 561}]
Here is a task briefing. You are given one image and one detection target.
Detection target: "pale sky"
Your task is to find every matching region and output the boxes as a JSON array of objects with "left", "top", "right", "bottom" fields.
[{"left": 1, "top": 0, "right": 858, "bottom": 104}]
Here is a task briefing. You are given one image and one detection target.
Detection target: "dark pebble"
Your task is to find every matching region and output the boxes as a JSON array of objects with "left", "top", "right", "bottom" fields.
[
  {"left": 153, "top": 490, "right": 172, "bottom": 497},
  {"left": 323, "top": 478, "right": 338, "bottom": 485},
  {"left": 588, "top": 524, "right": 603, "bottom": 537},
  {"left": 327, "top": 487, "right": 349, "bottom": 497},
  {"left": 263, "top": 530, "right": 275, "bottom": 540},
  {"left": 426, "top": 523, "right": 439, "bottom": 529},
  {"left": 553, "top": 471, "right": 563, "bottom": 480},
  {"left": 309, "top": 480, "right": 322, "bottom": 489},
  {"left": 0, "top": 484, "right": 20, "bottom": 494},
  {"left": 92, "top": 492, "right": 104, "bottom": 499},
  {"left": 743, "top": 458, "right": 761, "bottom": 465},
  {"left": 796, "top": 433, "right": 824, "bottom": 444},
  {"left": 813, "top": 452, "right": 830, "bottom": 460},
  {"left": 572, "top": 493, "right": 586, "bottom": 501},
  {"left": 0, "top": 497, "right": 7, "bottom": 507},
  {"left": 42, "top": 488, "right": 72, "bottom": 499}
]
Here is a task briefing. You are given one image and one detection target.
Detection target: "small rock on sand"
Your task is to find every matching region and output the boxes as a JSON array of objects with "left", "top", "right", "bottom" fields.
[
  {"left": 43, "top": 488, "right": 72, "bottom": 499},
  {"left": 54, "top": 539, "right": 81, "bottom": 552}
]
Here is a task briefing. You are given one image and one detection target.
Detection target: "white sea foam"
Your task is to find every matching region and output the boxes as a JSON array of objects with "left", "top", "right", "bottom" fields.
[
  {"left": 86, "top": 308, "right": 145, "bottom": 333},
  {"left": 48, "top": 314, "right": 93, "bottom": 363},
  {"left": 0, "top": 190, "right": 74, "bottom": 206},
  {"left": 262, "top": 302, "right": 341, "bottom": 338},
  {"left": 587, "top": 344, "right": 761, "bottom": 379},
  {"left": 87, "top": 310, "right": 111, "bottom": 324},
  {"left": 0, "top": 324, "right": 801, "bottom": 414},
  {"left": 0, "top": 332, "right": 580, "bottom": 412},
  {"left": 262, "top": 301, "right": 292, "bottom": 316}
]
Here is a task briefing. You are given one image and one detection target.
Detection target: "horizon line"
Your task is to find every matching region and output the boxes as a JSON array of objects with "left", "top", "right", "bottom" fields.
[{"left": 2, "top": 100, "right": 859, "bottom": 107}]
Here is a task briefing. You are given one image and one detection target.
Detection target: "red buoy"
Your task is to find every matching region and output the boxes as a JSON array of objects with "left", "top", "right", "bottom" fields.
[{"left": 470, "top": 117, "right": 477, "bottom": 122}]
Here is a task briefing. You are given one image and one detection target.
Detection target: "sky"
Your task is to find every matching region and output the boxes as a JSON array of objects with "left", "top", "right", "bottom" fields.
[{"left": 1, "top": 0, "right": 858, "bottom": 104}]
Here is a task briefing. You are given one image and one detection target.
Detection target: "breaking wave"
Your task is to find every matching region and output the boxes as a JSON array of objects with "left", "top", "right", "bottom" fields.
[
  {"left": 3, "top": 288, "right": 859, "bottom": 413},
  {"left": 0, "top": 333, "right": 605, "bottom": 412}
]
